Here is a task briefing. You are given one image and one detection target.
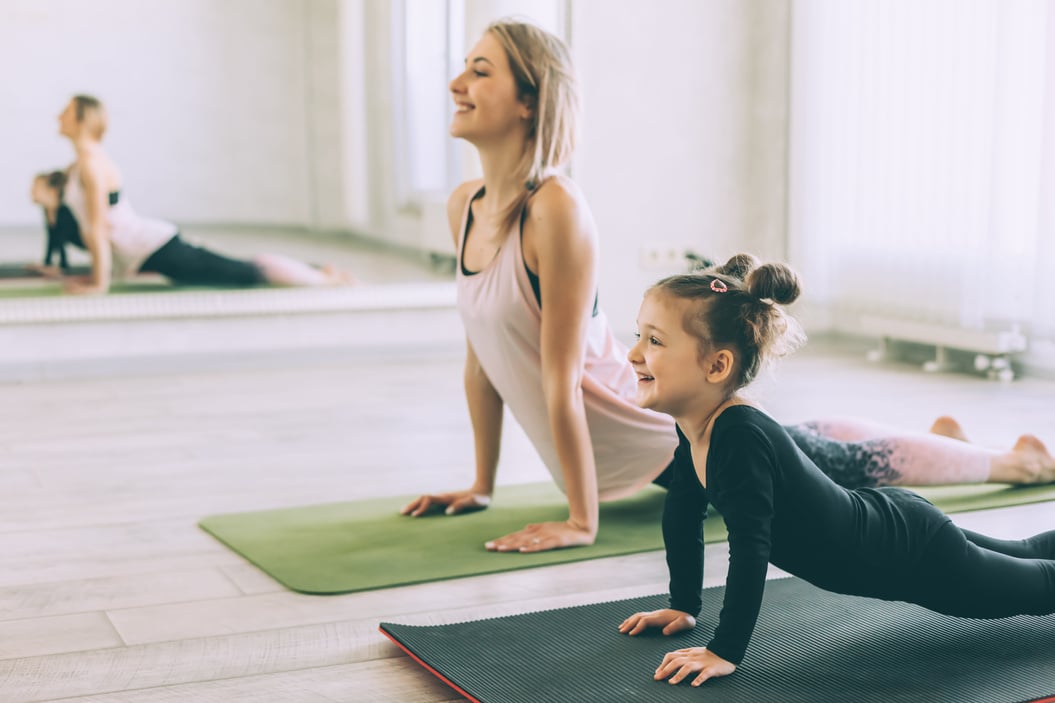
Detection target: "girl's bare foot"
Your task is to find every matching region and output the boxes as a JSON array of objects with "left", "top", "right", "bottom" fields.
[{"left": 929, "top": 416, "right": 970, "bottom": 442}]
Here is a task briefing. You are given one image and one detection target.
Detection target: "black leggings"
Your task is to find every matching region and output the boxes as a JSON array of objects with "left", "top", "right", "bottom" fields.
[
  {"left": 913, "top": 523, "right": 1055, "bottom": 618},
  {"left": 139, "top": 234, "right": 266, "bottom": 286}
]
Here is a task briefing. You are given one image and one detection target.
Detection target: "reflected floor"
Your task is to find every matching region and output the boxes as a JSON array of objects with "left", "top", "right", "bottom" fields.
[{"left": 0, "top": 225, "right": 454, "bottom": 286}]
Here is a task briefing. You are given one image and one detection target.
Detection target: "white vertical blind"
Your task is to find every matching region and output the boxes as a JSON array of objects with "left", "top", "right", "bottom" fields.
[
  {"left": 403, "top": 0, "right": 452, "bottom": 196},
  {"left": 789, "top": 0, "right": 1053, "bottom": 337}
]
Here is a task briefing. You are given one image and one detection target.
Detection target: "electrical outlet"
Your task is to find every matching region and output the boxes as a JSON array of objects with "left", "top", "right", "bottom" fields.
[{"left": 638, "top": 244, "right": 696, "bottom": 272}]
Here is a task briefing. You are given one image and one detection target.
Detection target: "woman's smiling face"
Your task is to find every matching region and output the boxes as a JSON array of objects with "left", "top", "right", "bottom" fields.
[{"left": 448, "top": 31, "right": 531, "bottom": 144}]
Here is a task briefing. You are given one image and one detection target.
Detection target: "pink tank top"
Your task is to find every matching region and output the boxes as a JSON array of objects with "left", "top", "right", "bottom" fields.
[
  {"left": 456, "top": 186, "right": 677, "bottom": 500},
  {"left": 65, "top": 165, "right": 178, "bottom": 279}
]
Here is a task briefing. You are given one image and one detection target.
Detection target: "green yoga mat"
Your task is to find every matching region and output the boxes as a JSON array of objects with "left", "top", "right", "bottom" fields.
[
  {"left": 199, "top": 482, "right": 1055, "bottom": 595},
  {"left": 0, "top": 280, "right": 261, "bottom": 298}
]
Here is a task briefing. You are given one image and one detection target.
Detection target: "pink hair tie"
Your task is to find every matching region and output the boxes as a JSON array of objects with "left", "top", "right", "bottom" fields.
[{"left": 710, "top": 279, "right": 728, "bottom": 293}]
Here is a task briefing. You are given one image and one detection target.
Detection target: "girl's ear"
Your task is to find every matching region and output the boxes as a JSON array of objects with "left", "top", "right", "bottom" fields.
[{"left": 706, "top": 349, "right": 735, "bottom": 385}]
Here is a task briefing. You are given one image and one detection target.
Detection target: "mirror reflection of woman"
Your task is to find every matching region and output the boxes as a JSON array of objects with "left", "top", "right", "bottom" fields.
[{"left": 57, "top": 94, "right": 350, "bottom": 294}]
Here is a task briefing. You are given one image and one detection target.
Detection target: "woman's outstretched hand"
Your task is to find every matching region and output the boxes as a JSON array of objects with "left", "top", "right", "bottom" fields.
[
  {"left": 618, "top": 609, "right": 696, "bottom": 636},
  {"left": 63, "top": 276, "right": 106, "bottom": 295},
  {"left": 653, "top": 647, "right": 736, "bottom": 687},
  {"left": 484, "top": 520, "right": 595, "bottom": 553},
  {"left": 400, "top": 489, "right": 491, "bottom": 517}
]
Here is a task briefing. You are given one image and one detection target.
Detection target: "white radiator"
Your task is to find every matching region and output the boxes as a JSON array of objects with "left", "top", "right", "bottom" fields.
[
  {"left": 854, "top": 314, "right": 1027, "bottom": 381},
  {"left": 788, "top": 1, "right": 1053, "bottom": 380},
  {"left": 857, "top": 315, "right": 1027, "bottom": 356}
]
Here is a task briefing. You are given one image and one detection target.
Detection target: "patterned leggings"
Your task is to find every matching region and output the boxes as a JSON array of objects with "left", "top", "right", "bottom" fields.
[
  {"left": 784, "top": 420, "right": 991, "bottom": 488},
  {"left": 652, "top": 419, "right": 995, "bottom": 490}
]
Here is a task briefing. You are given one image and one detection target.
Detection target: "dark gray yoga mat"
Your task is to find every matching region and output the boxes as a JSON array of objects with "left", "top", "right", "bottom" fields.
[{"left": 380, "top": 577, "right": 1055, "bottom": 702}]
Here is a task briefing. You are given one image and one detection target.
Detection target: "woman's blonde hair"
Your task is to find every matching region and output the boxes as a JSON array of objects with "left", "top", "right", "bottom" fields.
[
  {"left": 72, "top": 94, "right": 108, "bottom": 140},
  {"left": 485, "top": 19, "right": 580, "bottom": 232}
]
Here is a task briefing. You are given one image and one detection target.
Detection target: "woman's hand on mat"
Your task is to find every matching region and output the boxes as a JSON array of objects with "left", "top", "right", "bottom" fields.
[
  {"left": 64, "top": 277, "right": 106, "bottom": 295},
  {"left": 618, "top": 609, "right": 696, "bottom": 636},
  {"left": 400, "top": 489, "right": 491, "bottom": 517},
  {"left": 484, "top": 520, "right": 595, "bottom": 553},
  {"left": 654, "top": 647, "right": 735, "bottom": 687}
]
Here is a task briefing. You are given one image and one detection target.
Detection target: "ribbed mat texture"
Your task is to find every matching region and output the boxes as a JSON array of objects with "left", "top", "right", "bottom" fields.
[{"left": 381, "top": 577, "right": 1055, "bottom": 703}]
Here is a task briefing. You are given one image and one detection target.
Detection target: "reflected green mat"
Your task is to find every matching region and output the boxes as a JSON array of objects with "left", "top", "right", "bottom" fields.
[
  {"left": 0, "top": 281, "right": 256, "bottom": 298},
  {"left": 198, "top": 482, "right": 1055, "bottom": 595}
]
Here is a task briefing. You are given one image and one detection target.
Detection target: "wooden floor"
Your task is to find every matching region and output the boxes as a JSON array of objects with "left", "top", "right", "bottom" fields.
[
  {"left": 0, "top": 224, "right": 454, "bottom": 286},
  {"left": 1, "top": 337, "right": 1053, "bottom": 702}
]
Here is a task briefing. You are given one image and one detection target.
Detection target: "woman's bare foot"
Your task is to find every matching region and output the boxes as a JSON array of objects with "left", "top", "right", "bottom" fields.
[
  {"left": 990, "top": 434, "right": 1055, "bottom": 484},
  {"left": 1011, "top": 435, "right": 1055, "bottom": 484},
  {"left": 929, "top": 416, "right": 970, "bottom": 442},
  {"left": 322, "top": 264, "right": 356, "bottom": 285}
]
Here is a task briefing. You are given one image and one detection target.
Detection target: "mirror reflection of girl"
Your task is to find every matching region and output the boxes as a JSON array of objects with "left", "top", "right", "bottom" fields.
[
  {"left": 57, "top": 94, "right": 351, "bottom": 294},
  {"left": 401, "top": 19, "right": 1054, "bottom": 555},
  {"left": 618, "top": 256, "right": 1055, "bottom": 686},
  {"left": 28, "top": 170, "right": 80, "bottom": 277}
]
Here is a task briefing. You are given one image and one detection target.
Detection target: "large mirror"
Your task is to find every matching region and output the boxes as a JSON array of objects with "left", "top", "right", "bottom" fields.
[
  {"left": 7, "top": 1, "right": 1050, "bottom": 378},
  {"left": 0, "top": 0, "right": 565, "bottom": 296}
]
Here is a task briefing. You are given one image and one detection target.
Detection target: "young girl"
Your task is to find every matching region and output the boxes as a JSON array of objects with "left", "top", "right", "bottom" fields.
[
  {"left": 618, "top": 255, "right": 1055, "bottom": 686},
  {"left": 29, "top": 170, "right": 81, "bottom": 276},
  {"left": 401, "top": 19, "right": 1054, "bottom": 554},
  {"left": 56, "top": 94, "right": 350, "bottom": 293}
]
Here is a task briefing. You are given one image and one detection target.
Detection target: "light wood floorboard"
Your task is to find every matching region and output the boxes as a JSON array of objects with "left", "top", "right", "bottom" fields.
[
  {"left": 0, "top": 337, "right": 1052, "bottom": 702},
  {"left": 0, "top": 613, "right": 121, "bottom": 661},
  {"left": 0, "top": 569, "right": 240, "bottom": 623},
  {"left": 34, "top": 659, "right": 464, "bottom": 703}
]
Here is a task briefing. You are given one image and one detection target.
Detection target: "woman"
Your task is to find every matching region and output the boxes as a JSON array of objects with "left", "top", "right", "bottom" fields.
[
  {"left": 401, "top": 20, "right": 1054, "bottom": 554},
  {"left": 618, "top": 256, "right": 1055, "bottom": 685},
  {"left": 57, "top": 94, "right": 350, "bottom": 294}
]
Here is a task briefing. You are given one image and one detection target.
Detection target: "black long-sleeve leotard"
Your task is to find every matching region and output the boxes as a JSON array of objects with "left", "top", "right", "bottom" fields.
[
  {"left": 43, "top": 204, "right": 84, "bottom": 270},
  {"left": 663, "top": 404, "right": 1055, "bottom": 666}
]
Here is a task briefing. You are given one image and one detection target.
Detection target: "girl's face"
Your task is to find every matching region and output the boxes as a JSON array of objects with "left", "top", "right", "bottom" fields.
[
  {"left": 58, "top": 100, "right": 80, "bottom": 139},
  {"left": 30, "top": 179, "right": 58, "bottom": 208},
  {"left": 628, "top": 292, "right": 715, "bottom": 417},
  {"left": 448, "top": 32, "right": 532, "bottom": 145}
]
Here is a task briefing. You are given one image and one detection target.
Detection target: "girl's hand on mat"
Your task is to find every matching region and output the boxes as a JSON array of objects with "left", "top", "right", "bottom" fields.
[
  {"left": 484, "top": 520, "right": 595, "bottom": 552},
  {"left": 25, "top": 263, "right": 63, "bottom": 278},
  {"left": 618, "top": 609, "right": 696, "bottom": 636},
  {"left": 400, "top": 490, "right": 491, "bottom": 517},
  {"left": 654, "top": 647, "right": 735, "bottom": 686}
]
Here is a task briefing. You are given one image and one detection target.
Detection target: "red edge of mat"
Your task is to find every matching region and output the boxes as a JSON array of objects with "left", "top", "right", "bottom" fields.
[
  {"left": 379, "top": 625, "right": 481, "bottom": 703},
  {"left": 1027, "top": 697, "right": 1055, "bottom": 703}
]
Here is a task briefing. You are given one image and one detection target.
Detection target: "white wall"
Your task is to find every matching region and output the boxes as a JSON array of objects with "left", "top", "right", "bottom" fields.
[
  {"left": 341, "top": 0, "right": 566, "bottom": 252},
  {"left": 0, "top": 0, "right": 792, "bottom": 296},
  {"left": 0, "top": 0, "right": 341, "bottom": 228},
  {"left": 571, "top": 0, "right": 790, "bottom": 336}
]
